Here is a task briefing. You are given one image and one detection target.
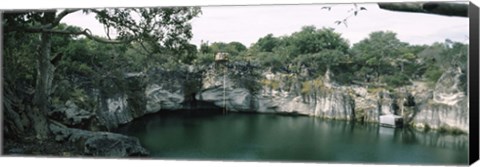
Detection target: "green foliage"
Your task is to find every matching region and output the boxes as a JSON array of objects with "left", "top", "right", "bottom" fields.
[
  {"left": 351, "top": 31, "right": 410, "bottom": 81},
  {"left": 424, "top": 65, "right": 444, "bottom": 83},
  {"left": 288, "top": 26, "right": 349, "bottom": 56},
  {"left": 254, "top": 52, "right": 288, "bottom": 72},
  {"left": 250, "top": 26, "right": 350, "bottom": 81},
  {"left": 252, "top": 34, "right": 280, "bottom": 52},
  {"left": 417, "top": 40, "right": 468, "bottom": 87},
  {"left": 200, "top": 41, "right": 247, "bottom": 57},
  {"left": 293, "top": 49, "right": 348, "bottom": 78},
  {"left": 382, "top": 73, "right": 411, "bottom": 87},
  {"left": 194, "top": 53, "right": 215, "bottom": 65},
  {"left": 2, "top": 32, "right": 38, "bottom": 86}
]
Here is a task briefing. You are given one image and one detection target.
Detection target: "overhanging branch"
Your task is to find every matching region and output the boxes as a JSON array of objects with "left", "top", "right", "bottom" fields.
[
  {"left": 9, "top": 26, "right": 138, "bottom": 44},
  {"left": 53, "top": 9, "right": 80, "bottom": 26},
  {"left": 378, "top": 2, "right": 468, "bottom": 17},
  {"left": 80, "top": 29, "right": 139, "bottom": 44}
]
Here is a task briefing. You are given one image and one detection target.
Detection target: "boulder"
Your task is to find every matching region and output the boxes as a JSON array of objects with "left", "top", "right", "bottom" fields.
[
  {"left": 84, "top": 133, "right": 148, "bottom": 157},
  {"left": 50, "top": 123, "right": 149, "bottom": 157}
]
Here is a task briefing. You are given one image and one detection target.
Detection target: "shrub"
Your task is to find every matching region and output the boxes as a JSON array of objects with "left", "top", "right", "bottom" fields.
[
  {"left": 424, "top": 66, "right": 444, "bottom": 83},
  {"left": 383, "top": 73, "right": 411, "bottom": 88}
]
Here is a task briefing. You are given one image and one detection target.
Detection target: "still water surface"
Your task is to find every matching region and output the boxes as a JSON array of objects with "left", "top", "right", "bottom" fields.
[{"left": 115, "top": 112, "right": 468, "bottom": 165}]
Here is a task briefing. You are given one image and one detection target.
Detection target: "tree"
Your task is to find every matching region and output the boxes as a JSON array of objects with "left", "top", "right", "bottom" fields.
[
  {"left": 351, "top": 31, "right": 409, "bottom": 84},
  {"left": 294, "top": 49, "right": 347, "bottom": 78},
  {"left": 252, "top": 33, "right": 280, "bottom": 52},
  {"left": 202, "top": 41, "right": 247, "bottom": 56},
  {"left": 2, "top": 7, "right": 201, "bottom": 139},
  {"left": 287, "top": 26, "right": 349, "bottom": 56},
  {"left": 249, "top": 26, "right": 350, "bottom": 76}
]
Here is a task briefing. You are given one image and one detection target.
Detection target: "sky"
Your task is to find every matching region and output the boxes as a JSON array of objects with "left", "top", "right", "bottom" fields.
[{"left": 60, "top": 3, "right": 469, "bottom": 48}]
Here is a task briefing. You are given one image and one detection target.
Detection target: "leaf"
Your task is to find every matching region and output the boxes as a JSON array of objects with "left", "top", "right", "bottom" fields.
[
  {"left": 354, "top": 11, "right": 358, "bottom": 16},
  {"left": 334, "top": 21, "right": 342, "bottom": 25},
  {"left": 360, "top": 7, "right": 367, "bottom": 10}
]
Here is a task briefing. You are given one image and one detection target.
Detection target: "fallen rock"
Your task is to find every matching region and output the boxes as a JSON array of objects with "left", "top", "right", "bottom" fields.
[{"left": 49, "top": 123, "right": 149, "bottom": 157}]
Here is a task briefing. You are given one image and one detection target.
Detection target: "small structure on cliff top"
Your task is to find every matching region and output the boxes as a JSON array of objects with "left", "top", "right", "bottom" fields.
[
  {"left": 380, "top": 114, "right": 403, "bottom": 128},
  {"left": 215, "top": 52, "right": 229, "bottom": 63}
]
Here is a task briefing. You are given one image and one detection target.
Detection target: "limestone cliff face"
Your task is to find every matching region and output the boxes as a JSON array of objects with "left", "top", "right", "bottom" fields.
[
  {"left": 198, "top": 67, "right": 357, "bottom": 120},
  {"left": 63, "top": 63, "right": 468, "bottom": 133},
  {"left": 193, "top": 65, "right": 468, "bottom": 133},
  {"left": 408, "top": 68, "right": 469, "bottom": 132},
  {"left": 94, "top": 71, "right": 189, "bottom": 129},
  {"left": 96, "top": 94, "right": 131, "bottom": 129},
  {"left": 411, "top": 99, "right": 468, "bottom": 132}
]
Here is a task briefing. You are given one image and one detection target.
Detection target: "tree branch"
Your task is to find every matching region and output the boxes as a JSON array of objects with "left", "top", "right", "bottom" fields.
[
  {"left": 378, "top": 2, "right": 468, "bottom": 17},
  {"left": 9, "top": 26, "right": 138, "bottom": 44},
  {"left": 53, "top": 9, "right": 80, "bottom": 26},
  {"left": 81, "top": 29, "right": 139, "bottom": 44}
]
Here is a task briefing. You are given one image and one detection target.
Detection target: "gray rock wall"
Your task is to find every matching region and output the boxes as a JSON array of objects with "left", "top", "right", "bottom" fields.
[
  {"left": 412, "top": 100, "right": 469, "bottom": 132},
  {"left": 65, "top": 64, "right": 468, "bottom": 133},
  {"left": 408, "top": 68, "right": 469, "bottom": 133}
]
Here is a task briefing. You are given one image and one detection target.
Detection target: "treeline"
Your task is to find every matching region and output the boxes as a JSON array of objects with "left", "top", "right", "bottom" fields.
[
  {"left": 4, "top": 24, "right": 468, "bottom": 108},
  {"left": 197, "top": 26, "right": 468, "bottom": 90}
]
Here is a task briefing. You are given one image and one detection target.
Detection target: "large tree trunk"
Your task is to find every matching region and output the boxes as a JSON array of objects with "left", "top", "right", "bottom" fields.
[
  {"left": 31, "top": 32, "right": 54, "bottom": 140},
  {"left": 3, "top": 82, "right": 27, "bottom": 138}
]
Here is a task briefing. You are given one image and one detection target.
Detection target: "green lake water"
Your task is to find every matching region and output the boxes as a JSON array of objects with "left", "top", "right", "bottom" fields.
[{"left": 115, "top": 112, "right": 469, "bottom": 165}]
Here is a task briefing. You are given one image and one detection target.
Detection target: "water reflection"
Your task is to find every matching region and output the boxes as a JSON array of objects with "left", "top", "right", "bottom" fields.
[{"left": 115, "top": 112, "right": 468, "bottom": 165}]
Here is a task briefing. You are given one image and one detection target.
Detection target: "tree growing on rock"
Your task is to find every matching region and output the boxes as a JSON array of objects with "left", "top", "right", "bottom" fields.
[{"left": 2, "top": 7, "right": 201, "bottom": 139}]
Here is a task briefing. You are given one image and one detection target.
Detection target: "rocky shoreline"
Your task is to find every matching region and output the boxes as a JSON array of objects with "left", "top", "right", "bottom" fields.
[{"left": 3, "top": 122, "right": 149, "bottom": 157}]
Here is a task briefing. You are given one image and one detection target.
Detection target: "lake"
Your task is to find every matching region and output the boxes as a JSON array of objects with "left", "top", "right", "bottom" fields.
[{"left": 115, "top": 112, "right": 469, "bottom": 165}]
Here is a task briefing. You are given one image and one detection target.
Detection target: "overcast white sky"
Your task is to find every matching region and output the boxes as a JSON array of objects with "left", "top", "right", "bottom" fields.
[{"left": 60, "top": 2, "right": 469, "bottom": 48}]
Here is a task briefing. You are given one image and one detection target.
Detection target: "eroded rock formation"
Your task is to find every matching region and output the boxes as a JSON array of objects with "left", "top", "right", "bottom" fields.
[{"left": 55, "top": 64, "right": 469, "bottom": 134}]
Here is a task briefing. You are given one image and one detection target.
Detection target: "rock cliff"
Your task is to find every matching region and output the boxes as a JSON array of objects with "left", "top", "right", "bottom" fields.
[{"left": 55, "top": 63, "right": 469, "bottom": 133}]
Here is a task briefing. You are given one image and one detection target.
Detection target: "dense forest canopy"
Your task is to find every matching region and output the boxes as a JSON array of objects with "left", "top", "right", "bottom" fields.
[{"left": 2, "top": 4, "right": 469, "bottom": 140}]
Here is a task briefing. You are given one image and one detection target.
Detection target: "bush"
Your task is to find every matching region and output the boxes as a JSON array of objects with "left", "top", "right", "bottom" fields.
[
  {"left": 194, "top": 53, "right": 215, "bottom": 65},
  {"left": 383, "top": 73, "right": 411, "bottom": 88},
  {"left": 424, "top": 66, "right": 444, "bottom": 83}
]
